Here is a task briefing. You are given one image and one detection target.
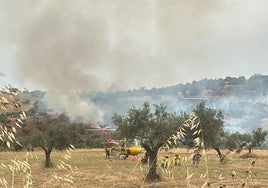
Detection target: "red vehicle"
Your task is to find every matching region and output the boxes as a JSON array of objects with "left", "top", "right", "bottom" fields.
[{"left": 105, "top": 133, "right": 143, "bottom": 159}]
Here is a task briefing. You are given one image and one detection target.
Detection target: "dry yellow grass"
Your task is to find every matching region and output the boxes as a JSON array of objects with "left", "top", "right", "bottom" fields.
[{"left": 0, "top": 148, "right": 267, "bottom": 188}]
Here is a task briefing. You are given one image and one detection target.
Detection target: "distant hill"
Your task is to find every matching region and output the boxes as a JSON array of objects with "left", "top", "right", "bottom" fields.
[
  {"left": 81, "top": 74, "right": 268, "bottom": 133},
  {"left": 3, "top": 74, "right": 268, "bottom": 134},
  {"left": 0, "top": 90, "right": 39, "bottom": 114}
]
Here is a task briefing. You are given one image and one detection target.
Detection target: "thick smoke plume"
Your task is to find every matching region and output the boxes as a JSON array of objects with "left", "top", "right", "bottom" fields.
[
  {"left": 1, "top": 0, "right": 268, "bottom": 123},
  {"left": 0, "top": 0, "right": 218, "bottom": 123},
  {"left": 1, "top": 1, "right": 219, "bottom": 90}
]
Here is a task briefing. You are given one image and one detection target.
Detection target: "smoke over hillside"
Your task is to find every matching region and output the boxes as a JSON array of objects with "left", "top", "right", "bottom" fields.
[
  {"left": 0, "top": 1, "right": 221, "bottom": 91},
  {"left": 1, "top": 1, "right": 268, "bottom": 123},
  {"left": 86, "top": 75, "right": 268, "bottom": 133},
  {"left": 0, "top": 1, "right": 219, "bottom": 123}
]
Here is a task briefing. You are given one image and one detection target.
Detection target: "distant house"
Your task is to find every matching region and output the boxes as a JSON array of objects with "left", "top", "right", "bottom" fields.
[{"left": 86, "top": 124, "right": 115, "bottom": 139}]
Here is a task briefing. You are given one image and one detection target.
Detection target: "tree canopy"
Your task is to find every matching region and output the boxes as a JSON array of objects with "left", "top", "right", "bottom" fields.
[
  {"left": 194, "top": 102, "right": 225, "bottom": 148},
  {"left": 223, "top": 128, "right": 267, "bottom": 154},
  {"left": 249, "top": 128, "right": 267, "bottom": 154},
  {"left": 112, "top": 102, "right": 185, "bottom": 181},
  {"left": 113, "top": 102, "right": 185, "bottom": 150},
  {"left": 193, "top": 102, "right": 225, "bottom": 161},
  {"left": 113, "top": 101, "right": 229, "bottom": 181},
  {"left": 25, "top": 116, "right": 85, "bottom": 167}
]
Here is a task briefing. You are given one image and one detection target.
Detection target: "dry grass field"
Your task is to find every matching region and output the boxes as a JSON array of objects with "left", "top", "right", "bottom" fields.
[{"left": 0, "top": 148, "right": 267, "bottom": 188}]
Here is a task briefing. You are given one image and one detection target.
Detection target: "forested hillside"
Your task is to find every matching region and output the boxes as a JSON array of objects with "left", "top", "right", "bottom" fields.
[
  {"left": 82, "top": 74, "right": 268, "bottom": 133},
  {"left": 5, "top": 74, "right": 267, "bottom": 134}
]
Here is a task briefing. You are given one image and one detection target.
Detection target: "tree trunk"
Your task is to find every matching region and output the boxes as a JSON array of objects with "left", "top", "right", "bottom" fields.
[
  {"left": 213, "top": 146, "right": 225, "bottom": 163},
  {"left": 41, "top": 146, "right": 53, "bottom": 168},
  {"left": 146, "top": 150, "right": 159, "bottom": 182},
  {"left": 248, "top": 146, "right": 252, "bottom": 155},
  {"left": 236, "top": 142, "right": 247, "bottom": 153},
  {"left": 143, "top": 144, "right": 160, "bottom": 182}
]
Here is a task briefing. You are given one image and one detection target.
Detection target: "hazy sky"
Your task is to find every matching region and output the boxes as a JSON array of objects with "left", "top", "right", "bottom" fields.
[{"left": 1, "top": 0, "right": 268, "bottom": 92}]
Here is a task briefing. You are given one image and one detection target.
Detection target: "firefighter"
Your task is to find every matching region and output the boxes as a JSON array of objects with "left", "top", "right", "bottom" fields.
[
  {"left": 160, "top": 155, "right": 170, "bottom": 169},
  {"left": 193, "top": 146, "right": 201, "bottom": 165},
  {"left": 105, "top": 147, "right": 112, "bottom": 159},
  {"left": 174, "top": 154, "right": 181, "bottom": 166}
]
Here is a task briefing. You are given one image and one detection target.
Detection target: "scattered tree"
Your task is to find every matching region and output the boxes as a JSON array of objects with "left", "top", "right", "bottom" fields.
[
  {"left": 224, "top": 132, "right": 251, "bottom": 153},
  {"left": 193, "top": 102, "right": 225, "bottom": 162},
  {"left": 112, "top": 102, "right": 185, "bottom": 181},
  {"left": 27, "top": 117, "right": 80, "bottom": 168},
  {"left": 248, "top": 128, "right": 267, "bottom": 154}
]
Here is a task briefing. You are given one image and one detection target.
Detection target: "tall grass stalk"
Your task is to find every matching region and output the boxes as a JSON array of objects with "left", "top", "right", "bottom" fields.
[
  {"left": 52, "top": 144, "right": 76, "bottom": 187},
  {"left": 162, "top": 112, "right": 210, "bottom": 187},
  {"left": 0, "top": 82, "right": 31, "bottom": 187}
]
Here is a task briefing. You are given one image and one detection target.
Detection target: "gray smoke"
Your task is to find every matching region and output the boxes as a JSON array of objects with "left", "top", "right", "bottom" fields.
[
  {"left": 261, "top": 118, "right": 268, "bottom": 130},
  {"left": 0, "top": 0, "right": 218, "bottom": 123},
  {"left": 1, "top": 0, "right": 268, "bottom": 123},
  {"left": 0, "top": 0, "right": 219, "bottom": 91}
]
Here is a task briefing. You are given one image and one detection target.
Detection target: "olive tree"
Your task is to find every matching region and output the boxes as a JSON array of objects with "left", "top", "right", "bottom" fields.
[
  {"left": 172, "top": 102, "right": 225, "bottom": 162},
  {"left": 193, "top": 102, "right": 225, "bottom": 162},
  {"left": 28, "top": 118, "right": 77, "bottom": 168},
  {"left": 112, "top": 102, "right": 185, "bottom": 181},
  {"left": 113, "top": 101, "right": 226, "bottom": 181},
  {"left": 248, "top": 128, "right": 267, "bottom": 154},
  {"left": 225, "top": 128, "right": 268, "bottom": 154},
  {"left": 223, "top": 132, "right": 251, "bottom": 153}
]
